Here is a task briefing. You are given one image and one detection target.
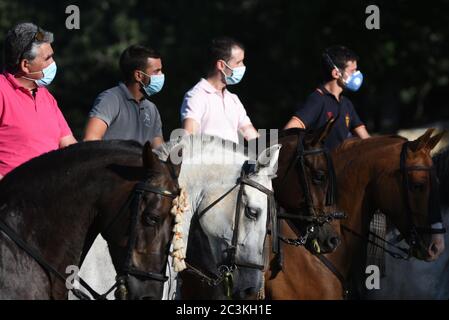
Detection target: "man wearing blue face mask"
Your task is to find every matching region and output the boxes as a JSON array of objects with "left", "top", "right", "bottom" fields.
[
  {"left": 284, "top": 45, "right": 370, "bottom": 150},
  {"left": 0, "top": 22, "right": 77, "bottom": 180},
  {"left": 181, "top": 37, "right": 259, "bottom": 144},
  {"left": 84, "top": 45, "right": 164, "bottom": 147}
]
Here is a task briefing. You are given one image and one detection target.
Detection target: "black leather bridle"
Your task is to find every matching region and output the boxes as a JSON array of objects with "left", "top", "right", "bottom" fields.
[
  {"left": 184, "top": 161, "right": 277, "bottom": 289},
  {"left": 0, "top": 178, "right": 179, "bottom": 300},
  {"left": 106, "top": 179, "right": 180, "bottom": 300},
  {"left": 319, "top": 141, "right": 447, "bottom": 299},
  {"left": 399, "top": 141, "right": 446, "bottom": 247},
  {"left": 275, "top": 131, "right": 345, "bottom": 250}
]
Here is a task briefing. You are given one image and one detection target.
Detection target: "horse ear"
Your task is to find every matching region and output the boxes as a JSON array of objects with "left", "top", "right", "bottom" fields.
[
  {"left": 426, "top": 130, "right": 446, "bottom": 151},
  {"left": 167, "top": 148, "right": 183, "bottom": 178},
  {"left": 255, "top": 144, "right": 282, "bottom": 176},
  {"left": 142, "top": 141, "right": 159, "bottom": 169},
  {"left": 409, "top": 128, "right": 435, "bottom": 152},
  {"left": 310, "top": 117, "right": 337, "bottom": 147}
]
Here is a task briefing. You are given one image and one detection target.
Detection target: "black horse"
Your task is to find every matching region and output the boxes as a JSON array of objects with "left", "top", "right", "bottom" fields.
[{"left": 0, "top": 140, "right": 180, "bottom": 300}]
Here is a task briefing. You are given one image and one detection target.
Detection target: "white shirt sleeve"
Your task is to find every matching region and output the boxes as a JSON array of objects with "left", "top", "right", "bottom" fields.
[
  {"left": 180, "top": 90, "right": 206, "bottom": 125},
  {"left": 234, "top": 95, "right": 252, "bottom": 129}
]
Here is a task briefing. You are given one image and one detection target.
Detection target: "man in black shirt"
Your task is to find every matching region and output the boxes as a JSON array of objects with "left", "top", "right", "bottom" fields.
[{"left": 284, "top": 45, "right": 370, "bottom": 150}]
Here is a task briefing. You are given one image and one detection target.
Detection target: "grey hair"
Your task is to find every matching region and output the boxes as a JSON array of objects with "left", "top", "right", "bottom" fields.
[{"left": 3, "top": 22, "right": 54, "bottom": 73}]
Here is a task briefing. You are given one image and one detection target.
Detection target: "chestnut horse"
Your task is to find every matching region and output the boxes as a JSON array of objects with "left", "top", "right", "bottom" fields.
[{"left": 265, "top": 129, "right": 445, "bottom": 299}]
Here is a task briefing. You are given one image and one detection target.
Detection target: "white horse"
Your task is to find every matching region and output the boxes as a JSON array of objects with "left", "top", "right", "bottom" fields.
[
  {"left": 365, "top": 146, "right": 449, "bottom": 299},
  {"left": 70, "top": 134, "right": 280, "bottom": 300}
]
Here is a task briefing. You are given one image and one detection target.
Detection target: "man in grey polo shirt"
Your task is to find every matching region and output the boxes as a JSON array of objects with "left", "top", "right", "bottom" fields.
[
  {"left": 74, "top": 45, "right": 166, "bottom": 300},
  {"left": 84, "top": 45, "right": 164, "bottom": 147}
]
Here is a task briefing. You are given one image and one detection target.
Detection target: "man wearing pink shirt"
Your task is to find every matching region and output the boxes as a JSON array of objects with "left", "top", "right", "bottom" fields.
[
  {"left": 181, "top": 37, "right": 259, "bottom": 144},
  {"left": 0, "top": 23, "right": 77, "bottom": 179}
]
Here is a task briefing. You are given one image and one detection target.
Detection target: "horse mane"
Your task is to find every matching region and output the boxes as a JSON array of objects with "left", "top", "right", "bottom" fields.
[
  {"left": 432, "top": 147, "right": 449, "bottom": 206},
  {"left": 279, "top": 128, "right": 307, "bottom": 138},
  {"left": 334, "top": 135, "right": 407, "bottom": 154},
  {"left": 0, "top": 140, "right": 144, "bottom": 203},
  {"left": 153, "top": 134, "right": 252, "bottom": 162}
]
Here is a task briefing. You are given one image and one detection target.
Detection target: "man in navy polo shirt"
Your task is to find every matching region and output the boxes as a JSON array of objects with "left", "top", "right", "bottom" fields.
[{"left": 284, "top": 45, "right": 370, "bottom": 150}]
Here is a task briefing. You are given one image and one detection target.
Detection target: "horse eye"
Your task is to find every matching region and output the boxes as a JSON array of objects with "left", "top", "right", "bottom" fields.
[
  {"left": 142, "top": 213, "right": 161, "bottom": 227},
  {"left": 312, "top": 171, "right": 326, "bottom": 185},
  {"left": 245, "top": 207, "right": 259, "bottom": 220}
]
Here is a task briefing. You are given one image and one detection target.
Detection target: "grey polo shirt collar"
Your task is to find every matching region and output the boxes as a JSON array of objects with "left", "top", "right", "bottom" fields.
[{"left": 118, "top": 82, "right": 145, "bottom": 103}]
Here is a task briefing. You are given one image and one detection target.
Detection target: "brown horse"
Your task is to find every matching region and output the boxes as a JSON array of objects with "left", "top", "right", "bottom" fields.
[
  {"left": 0, "top": 140, "right": 180, "bottom": 300},
  {"left": 265, "top": 129, "right": 445, "bottom": 299},
  {"left": 272, "top": 118, "right": 343, "bottom": 257}
]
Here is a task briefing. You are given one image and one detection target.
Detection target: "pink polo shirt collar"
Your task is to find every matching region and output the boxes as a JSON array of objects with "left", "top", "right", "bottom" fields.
[{"left": 0, "top": 72, "right": 72, "bottom": 176}]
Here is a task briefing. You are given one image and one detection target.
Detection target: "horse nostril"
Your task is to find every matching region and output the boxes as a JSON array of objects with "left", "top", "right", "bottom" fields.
[{"left": 328, "top": 237, "right": 340, "bottom": 249}]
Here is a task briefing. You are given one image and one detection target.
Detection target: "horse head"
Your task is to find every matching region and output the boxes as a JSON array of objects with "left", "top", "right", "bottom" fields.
[
  {"left": 275, "top": 118, "right": 343, "bottom": 254},
  {"left": 377, "top": 129, "right": 445, "bottom": 262},
  {"left": 102, "top": 142, "right": 181, "bottom": 299},
  {"left": 183, "top": 142, "right": 281, "bottom": 300}
]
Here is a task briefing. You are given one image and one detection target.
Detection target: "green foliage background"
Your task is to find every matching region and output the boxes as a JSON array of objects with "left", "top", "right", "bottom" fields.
[{"left": 1, "top": 0, "right": 448, "bottom": 139}]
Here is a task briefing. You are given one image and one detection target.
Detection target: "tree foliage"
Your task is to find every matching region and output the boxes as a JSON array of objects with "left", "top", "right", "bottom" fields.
[{"left": 1, "top": 0, "right": 448, "bottom": 138}]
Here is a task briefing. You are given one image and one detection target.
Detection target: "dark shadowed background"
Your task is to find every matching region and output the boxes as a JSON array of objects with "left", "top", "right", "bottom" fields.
[{"left": 1, "top": 0, "right": 448, "bottom": 139}]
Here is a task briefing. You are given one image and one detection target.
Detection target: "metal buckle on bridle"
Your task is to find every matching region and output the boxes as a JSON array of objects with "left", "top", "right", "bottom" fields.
[
  {"left": 219, "top": 265, "right": 235, "bottom": 299},
  {"left": 114, "top": 275, "right": 129, "bottom": 300}
]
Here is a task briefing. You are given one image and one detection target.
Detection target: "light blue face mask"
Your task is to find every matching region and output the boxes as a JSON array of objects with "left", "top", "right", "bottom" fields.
[
  {"left": 139, "top": 71, "right": 165, "bottom": 96},
  {"left": 342, "top": 70, "right": 363, "bottom": 92},
  {"left": 23, "top": 61, "right": 57, "bottom": 87},
  {"left": 222, "top": 61, "right": 246, "bottom": 85},
  {"left": 325, "top": 53, "right": 363, "bottom": 92}
]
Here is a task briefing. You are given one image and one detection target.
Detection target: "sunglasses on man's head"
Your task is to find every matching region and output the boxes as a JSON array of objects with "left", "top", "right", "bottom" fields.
[{"left": 18, "top": 28, "right": 45, "bottom": 62}]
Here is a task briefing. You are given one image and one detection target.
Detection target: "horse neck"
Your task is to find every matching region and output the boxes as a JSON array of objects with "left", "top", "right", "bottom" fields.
[
  {"left": 273, "top": 135, "right": 307, "bottom": 209},
  {"left": 275, "top": 135, "right": 297, "bottom": 178},
  {"left": 1, "top": 162, "right": 138, "bottom": 271},
  {"left": 328, "top": 141, "right": 400, "bottom": 276}
]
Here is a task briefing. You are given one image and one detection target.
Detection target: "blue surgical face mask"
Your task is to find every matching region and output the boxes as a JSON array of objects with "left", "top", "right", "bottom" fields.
[
  {"left": 341, "top": 70, "right": 363, "bottom": 92},
  {"left": 221, "top": 61, "right": 246, "bottom": 85},
  {"left": 139, "top": 71, "right": 165, "bottom": 96},
  {"left": 23, "top": 61, "right": 57, "bottom": 87}
]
